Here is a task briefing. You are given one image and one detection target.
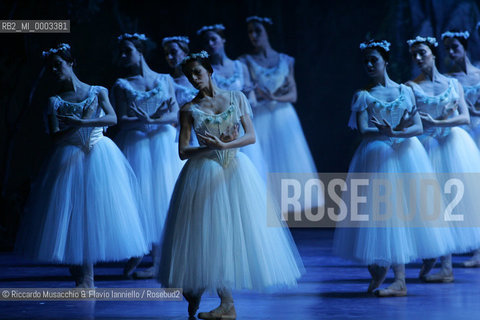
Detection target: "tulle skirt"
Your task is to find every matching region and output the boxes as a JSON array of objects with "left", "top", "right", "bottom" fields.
[
  {"left": 116, "top": 125, "right": 184, "bottom": 247},
  {"left": 418, "top": 127, "right": 480, "bottom": 253},
  {"left": 464, "top": 116, "right": 480, "bottom": 148},
  {"left": 333, "top": 136, "right": 457, "bottom": 266},
  {"left": 253, "top": 101, "right": 317, "bottom": 174},
  {"left": 16, "top": 137, "right": 149, "bottom": 264},
  {"left": 157, "top": 151, "right": 304, "bottom": 292}
]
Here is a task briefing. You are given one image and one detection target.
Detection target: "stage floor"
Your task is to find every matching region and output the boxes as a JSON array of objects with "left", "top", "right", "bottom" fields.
[{"left": 1, "top": 229, "right": 479, "bottom": 319}]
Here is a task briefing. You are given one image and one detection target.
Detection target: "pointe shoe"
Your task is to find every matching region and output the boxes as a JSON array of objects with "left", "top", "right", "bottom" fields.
[
  {"left": 183, "top": 292, "right": 202, "bottom": 318},
  {"left": 123, "top": 256, "right": 143, "bottom": 279},
  {"left": 367, "top": 265, "right": 388, "bottom": 293},
  {"left": 461, "top": 258, "right": 480, "bottom": 268},
  {"left": 419, "top": 258, "right": 437, "bottom": 279},
  {"left": 375, "top": 280, "right": 407, "bottom": 297},
  {"left": 133, "top": 266, "right": 155, "bottom": 279},
  {"left": 462, "top": 250, "right": 480, "bottom": 268},
  {"left": 76, "top": 264, "right": 94, "bottom": 288},
  {"left": 69, "top": 266, "right": 83, "bottom": 287},
  {"left": 197, "top": 304, "right": 236, "bottom": 319},
  {"left": 422, "top": 270, "right": 454, "bottom": 283}
]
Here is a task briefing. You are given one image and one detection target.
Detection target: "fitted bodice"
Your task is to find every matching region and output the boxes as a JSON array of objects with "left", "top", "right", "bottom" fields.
[
  {"left": 49, "top": 86, "right": 105, "bottom": 152},
  {"left": 348, "top": 85, "right": 416, "bottom": 144},
  {"left": 409, "top": 79, "right": 460, "bottom": 138},
  {"left": 115, "top": 74, "right": 178, "bottom": 131},
  {"left": 190, "top": 91, "right": 252, "bottom": 167},
  {"left": 212, "top": 60, "right": 245, "bottom": 91},
  {"left": 243, "top": 53, "right": 292, "bottom": 96}
]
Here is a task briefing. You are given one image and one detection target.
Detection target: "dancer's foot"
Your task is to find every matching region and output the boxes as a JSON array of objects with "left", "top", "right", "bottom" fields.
[
  {"left": 461, "top": 259, "right": 480, "bottom": 268},
  {"left": 461, "top": 250, "right": 480, "bottom": 268},
  {"left": 367, "top": 264, "right": 388, "bottom": 293},
  {"left": 76, "top": 264, "right": 94, "bottom": 288},
  {"left": 123, "top": 256, "right": 143, "bottom": 279},
  {"left": 197, "top": 303, "right": 236, "bottom": 319},
  {"left": 419, "top": 258, "right": 437, "bottom": 279},
  {"left": 69, "top": 266, "right": 83, "bottom": 287},
  {"left": 375, "top": 279, "right": 407, "bottom": 297},
  {"left": 183, "top": 292, "right": 202, "bottom": 318},
  {"left": 133, "top": 266, "right": 155, "bottom": 279},
  {"left": 422, "top": 269, "right": 454, "bottom": 283}
]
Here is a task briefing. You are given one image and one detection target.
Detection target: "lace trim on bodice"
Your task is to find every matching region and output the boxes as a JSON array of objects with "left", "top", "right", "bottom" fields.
[
  {"left": 411, "top": 79, "right": 458, "bottom": 106},
  {"left": 411, "top": 79, "right": 460, "bottom": 139},
  {"left": 117, "top": 74, "right": 175, "bottom": 132},
  {"left": 360, "top": 85, "right": 414, "bottom": 128},
  {"left": 118, "top": 75, "right": 164, "bottom": 99},
  {"left": 365, "top": 88, "right": 407, "bottom": 110},
  {"left": 212, "top": 60, "right": 244, "bottom": 91},
  {"left": 118, "top": 74, "right": 172, "bottom": 114},
  {"left": 245, "top": 53, "right": 291, "bottom": 94}
]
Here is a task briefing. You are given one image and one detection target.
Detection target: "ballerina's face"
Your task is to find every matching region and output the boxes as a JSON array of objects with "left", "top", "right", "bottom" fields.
[
  {"left": 203, "top": 31, "right": 225, "bottom": 55},
  {"left": 247, "top": 21, "right": 269, "bottom": 48},
  {"left": 184, "top": 61, "right": 211, "bottom": 90},
  {"left": 164, "top": 42, "right": 187, "bottom": 69},
  {"left": 363, "top": 49, "right": 386, "bottom": 79},
  {"left": 410, "top": 43, "right": 435, "bottom": 71},
  {"left": 443, "top": 37, "right": 466, "bottom": 63},
  {"left": 118, "top": 40, "right": 142, "bottom": 67},
  {"left": 48, "top": 54, "right": 74, "bottom": 81}
]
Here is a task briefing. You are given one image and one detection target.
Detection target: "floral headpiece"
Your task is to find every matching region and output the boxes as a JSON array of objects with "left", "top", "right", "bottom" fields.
[
  {"left": 407, "top": 36, "right": 438, "bottom": 47},
  {"left": 441, "top": 30, "right": 470, "bottom": 40},
  {"left": 181, "top": 51, "right": 210, "bottom": 65},
  {"left": 246, "top": 16, "right": 273, "bottom": 25},
  {"left": 359, "top": 40, "right": 391, "bottom": 52},
  {"left": 42, "top": 43, "right": 71, "bottom": 57},
  {"left": 117, "top": 33, "right": 148, "bottom": 41},
  {"left": 196, "top": 24, "right": 225, "bottom": 36},
  {"left": 161, "top": 36, "right": 190, "bottom": 47}
]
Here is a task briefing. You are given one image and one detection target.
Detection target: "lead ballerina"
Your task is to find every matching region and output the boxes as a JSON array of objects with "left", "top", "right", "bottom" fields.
[
  {"left": 15, "top": 44, "right": 148, "bottom": 288},
  {"left": 157, "top": 51, "right": 304, "bottom": 319},
  {"left": 333, "top": 40, "right": 455, "bottom": 297}
]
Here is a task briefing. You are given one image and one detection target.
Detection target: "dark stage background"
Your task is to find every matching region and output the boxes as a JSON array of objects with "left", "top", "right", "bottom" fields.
[{"left": 1, "top": 0, "right": 480, "bottom": 250}]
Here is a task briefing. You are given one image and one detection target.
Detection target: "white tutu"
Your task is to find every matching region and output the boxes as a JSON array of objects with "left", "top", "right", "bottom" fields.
[
  {"left": 149, "top": 125, "right": 184, "bottom": 237},
  {"left": 157, "top": 91, "right": 304, "bottom": 292},
  {"left": 158, "top": 152, "right": 304, "bottom": 292},
  {"left": 418, "top": 127, "right": 480, "bottom": 253},
  {"left": 254, "top": 101, "right": 317, "bottom": 173},
  {"left": 463, "top": 116, "right": 480, "bottom": 147},
  {"left": 16, "top": 137, "right": 149, "bottom": 264},
  {"left": 113, "top": 75, "right": 184, "bottom": 247},
  {"left": 333, "top": 136, "right": 457, "bottom": 266}
]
